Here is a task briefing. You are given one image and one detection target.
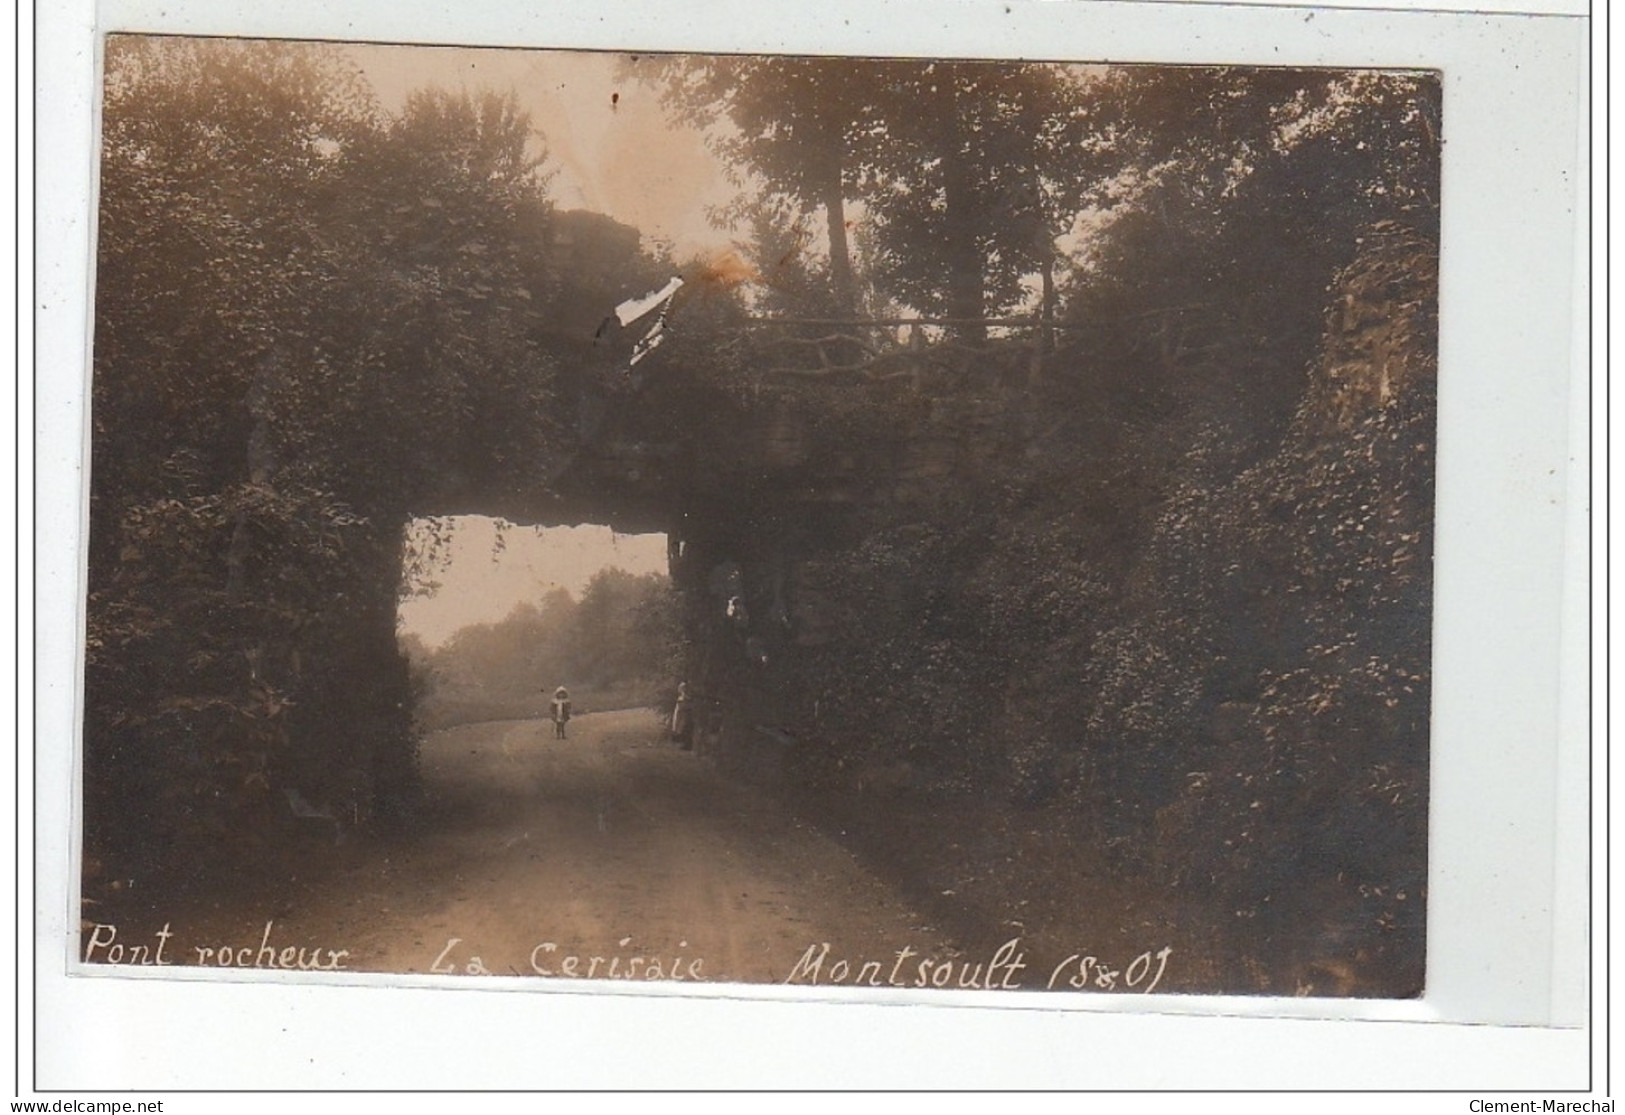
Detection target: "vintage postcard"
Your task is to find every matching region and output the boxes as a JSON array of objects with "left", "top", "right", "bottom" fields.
[{"left": 78, "top": 34, "right": 1440, "bottom": 1001}]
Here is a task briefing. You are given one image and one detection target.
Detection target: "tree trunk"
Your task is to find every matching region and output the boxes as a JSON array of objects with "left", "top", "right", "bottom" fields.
[
  {"left": 820, "top": 162, "right": 857, "bottom": 317},
  {"left": 1027, "top": 252, "right": 1056, "bottom": 386},
  {"left": 940, "top": 74, "right": 987, "bottom": 346}
]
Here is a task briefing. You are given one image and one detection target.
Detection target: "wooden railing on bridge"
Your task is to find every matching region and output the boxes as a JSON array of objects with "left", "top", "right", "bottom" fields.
[
  {"left": 718, "top": 303, "right": 1230, "bottom": 385},
  {"left": 719, "top": 315, "right": 1080, "bottom": 384}
]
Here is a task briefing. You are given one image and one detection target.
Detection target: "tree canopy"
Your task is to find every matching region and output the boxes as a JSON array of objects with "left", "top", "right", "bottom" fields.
[{"left": 641, "top": 58, "right": 1436, "bottom": 353}]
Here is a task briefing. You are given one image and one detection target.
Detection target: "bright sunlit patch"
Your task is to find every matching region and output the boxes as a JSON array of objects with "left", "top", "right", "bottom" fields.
[{"left": 397, "top": 517, "right": 668, "bottom": 650}]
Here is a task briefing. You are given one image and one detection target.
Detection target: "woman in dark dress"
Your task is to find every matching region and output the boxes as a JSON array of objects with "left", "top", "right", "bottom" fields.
[{"left": 669, "top": 682, "right": 695, "bottom": 750}]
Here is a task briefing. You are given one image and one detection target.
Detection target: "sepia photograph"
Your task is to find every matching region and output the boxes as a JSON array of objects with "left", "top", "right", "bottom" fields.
[{"left": 78, "top": 34, "right": 1441, "bottom": 1001}]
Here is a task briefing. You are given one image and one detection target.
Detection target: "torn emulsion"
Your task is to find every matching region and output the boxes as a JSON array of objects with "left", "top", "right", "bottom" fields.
[
  {"left": 601, "top": 277, "right": 682, "bottom": 368},
  {"left": 615, "top": 277, "right": 685, "bottom": 327},
  {"left": 606, "top": 250, "right": 762, "bottom": 370}
]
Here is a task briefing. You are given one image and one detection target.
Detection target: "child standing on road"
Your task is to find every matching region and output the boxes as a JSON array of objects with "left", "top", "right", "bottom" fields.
[{"left": 551, "top": 686, "right": 572, "bottom": 739}]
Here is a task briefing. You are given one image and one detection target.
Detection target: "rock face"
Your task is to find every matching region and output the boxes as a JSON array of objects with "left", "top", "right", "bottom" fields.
[
  {"left": 1314, "top": 221, "right": 1439, "bottom": 433},
  {"left": 1064, "top": 222, "right": 1437, "bottom": 995}
]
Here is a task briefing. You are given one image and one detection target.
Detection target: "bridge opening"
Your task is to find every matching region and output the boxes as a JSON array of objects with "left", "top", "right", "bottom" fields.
[{"left": 396, "top": 516, "right": 675, "bottom": 732}]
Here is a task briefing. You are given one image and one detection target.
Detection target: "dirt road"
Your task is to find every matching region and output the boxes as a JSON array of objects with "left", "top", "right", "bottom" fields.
[{"left": 125, "top": 710, "right": 959, "bottom": 988}]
